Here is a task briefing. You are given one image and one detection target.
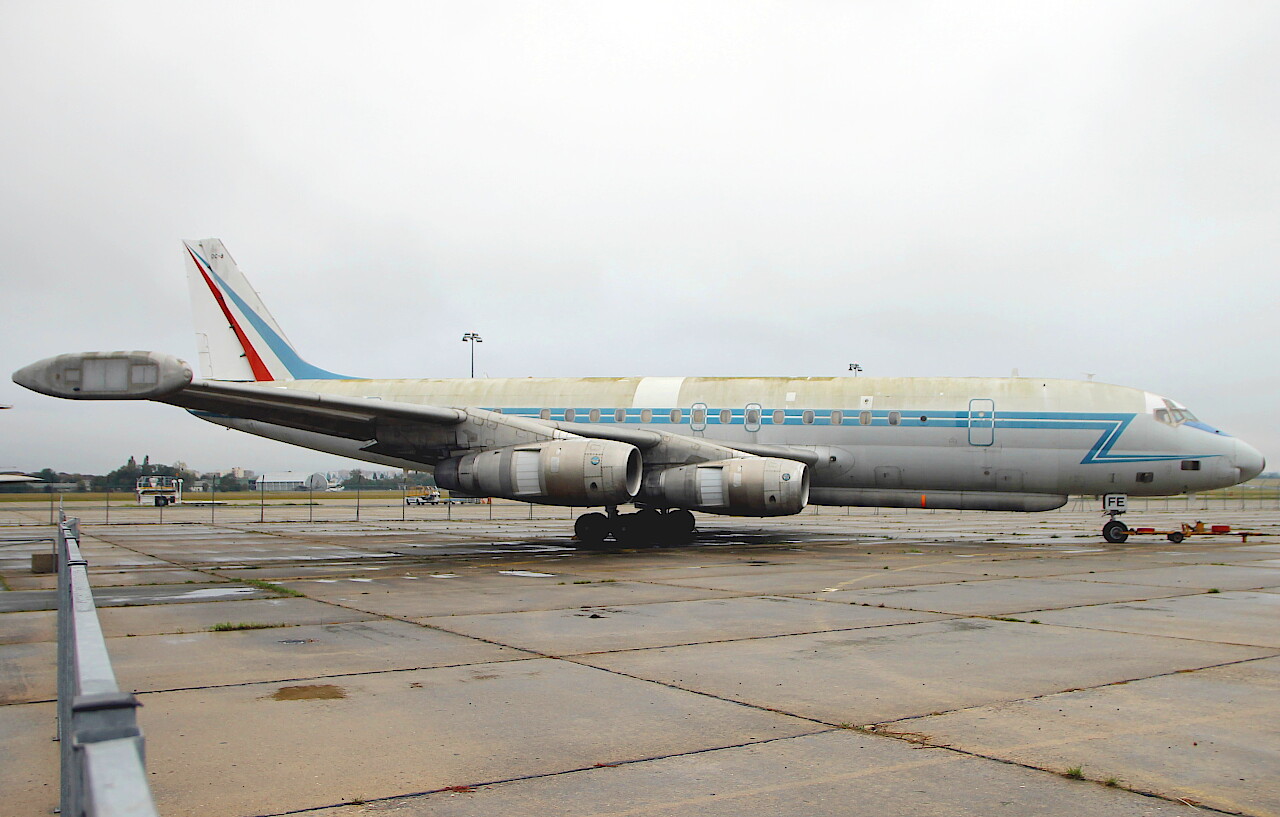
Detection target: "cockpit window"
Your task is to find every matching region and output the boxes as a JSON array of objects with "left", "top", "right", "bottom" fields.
[{"left": 1155, "top": 400, "right": 1199, "bottom": 425}]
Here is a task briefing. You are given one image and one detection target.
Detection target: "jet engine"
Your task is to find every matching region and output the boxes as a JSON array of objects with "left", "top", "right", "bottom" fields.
[
  {"left": 641, "top": 457, "right": 809, "bottom": 516},
  {"left": 435, "top": 439, "right": 641, "bottom": 506}
]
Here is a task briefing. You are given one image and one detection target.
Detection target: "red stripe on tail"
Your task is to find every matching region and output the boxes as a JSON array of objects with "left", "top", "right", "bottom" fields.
[{"left": 186, "top": 246, "right": 274, "bottom": 381}]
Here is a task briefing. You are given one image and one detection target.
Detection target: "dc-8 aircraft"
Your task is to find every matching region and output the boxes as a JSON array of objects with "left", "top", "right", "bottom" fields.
[{"left": 13, "top": 239, "right": 1265, "bottom": 544}]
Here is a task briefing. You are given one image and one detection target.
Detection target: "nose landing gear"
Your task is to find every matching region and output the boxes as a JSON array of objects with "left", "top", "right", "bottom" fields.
[
  {"left": 1102, "top": 518, "right": 1129, "bottom": 543},
  {"left": 1101, "top": 493, "right": 1129, "bottom": 543},
  {"left": 574, "top": 506, "right": 697, "bottom": 547}
]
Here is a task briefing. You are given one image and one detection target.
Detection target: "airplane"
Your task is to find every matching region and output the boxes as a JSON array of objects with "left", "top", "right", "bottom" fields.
[{"left": 12, "top": 239, "right": 1265, "bottom": 545}]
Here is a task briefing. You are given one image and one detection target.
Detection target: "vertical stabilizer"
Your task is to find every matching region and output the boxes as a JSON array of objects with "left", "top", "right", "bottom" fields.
[{"left": 183, "top": 239, "right": 347, "bottom": 381}]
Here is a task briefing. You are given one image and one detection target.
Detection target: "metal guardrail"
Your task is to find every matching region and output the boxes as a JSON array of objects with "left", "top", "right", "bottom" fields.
[{"left": 56, "top": 514, "right": 160, "bottom": 817}]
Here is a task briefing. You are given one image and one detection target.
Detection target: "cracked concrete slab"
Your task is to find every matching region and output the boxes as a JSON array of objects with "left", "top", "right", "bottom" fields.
[
  {"left": 801, "top": 577, "right": 1199, "bottom": 616},
  {"left": 577, "top": 618, "right": 1271, "bottom": 724},
  {"left": 1028, "top": 590, "right": 1280, "bottom": 647},
  {"left": 1051, "top": 564, "right": 1280, "bottom": 591},
  {"left": 304, "top": 729, "right": 1208, "bottom": 817},
  {"left": 885, "top": 657, "right": 1280, "bottom": 816},
  {"left": 106, "top": 619, "right": 529, "bottom": 693},
  {"left": 422, "top": 595, "right": 953, "bottom": 655},
  {"left": 139, "top": 659, "right": 816, "bottom": 817}
]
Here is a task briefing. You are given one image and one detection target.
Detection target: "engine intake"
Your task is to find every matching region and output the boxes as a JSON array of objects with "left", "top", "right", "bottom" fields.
[
  {"left": 642, "top": 457, "right": 809, "bottom": 516},
  {"left": 435, "top": 439, "right": 641, "bottom": 506}
]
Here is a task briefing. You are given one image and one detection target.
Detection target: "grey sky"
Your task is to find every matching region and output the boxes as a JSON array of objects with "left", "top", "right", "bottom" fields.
[{"left": 2, "top": 1, "right": 1277, "bottom": 475}]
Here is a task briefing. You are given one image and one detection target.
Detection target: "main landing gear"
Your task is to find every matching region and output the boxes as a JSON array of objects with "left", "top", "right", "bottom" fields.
[{"left": 574, "top": 506, "right": 697, "bottom": 547}]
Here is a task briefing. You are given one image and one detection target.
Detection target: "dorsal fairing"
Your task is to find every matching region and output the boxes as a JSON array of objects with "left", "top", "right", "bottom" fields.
[{"left": 183, "top": 239, "right": 349, "bottom": 382}]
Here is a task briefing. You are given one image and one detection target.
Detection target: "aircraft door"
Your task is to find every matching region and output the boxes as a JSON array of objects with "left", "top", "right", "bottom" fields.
[{"left": 968, "top": 399, "right": 995, "bottom": 446}]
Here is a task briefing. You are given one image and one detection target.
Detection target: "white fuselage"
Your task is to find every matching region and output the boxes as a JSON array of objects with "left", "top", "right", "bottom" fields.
[{"left": 197, "top": 374, "right": 1260, "bottom": 509}]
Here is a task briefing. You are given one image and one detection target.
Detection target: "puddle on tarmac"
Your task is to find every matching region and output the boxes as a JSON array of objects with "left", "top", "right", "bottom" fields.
[{"left": 270, "top": 684, "right": 347, "bottom": 701}]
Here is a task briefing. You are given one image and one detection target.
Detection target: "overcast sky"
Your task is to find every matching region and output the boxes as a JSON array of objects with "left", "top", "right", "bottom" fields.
[{"left": 2, "top": 1, "right": 1276, "bottom": 475}]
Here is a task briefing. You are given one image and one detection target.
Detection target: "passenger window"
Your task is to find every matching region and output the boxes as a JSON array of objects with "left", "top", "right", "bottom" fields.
[
  {"left": 670, "top": 408, "right": 683, "bottom": 423},
  {"left": 802, "top": 410, "right": 815, "bottom": 425},
  {"left": 830, "top": 410, "right": 843, "bottom": 425},
  {"left": 615, "top": 408, "right": 626, "bottom": 423},
  {"left": 1181, "top": 460, "right": 1201, "bottom": 471},
  {"left": 888, "top": 411, "right": 901, "bottom": 426},
  {"left": 692, "top": 408, "right": 706, "bottom": 424},
  {"left": 745, "top": 408, "right": 760, "bottom": 424},
  {"left": 589, "top": 408, "right": 601, "bottom": 423},
  {"left": 563, "top": 408, "right": 576, "bottom": 422},
  {"left": 539, "top": 409, "right": 550, "bottom": 421},
  {"left": 640, "top": 409, "right": 653, "bottom": 423},
  {"left": 859, "top": 411, "right": 872, "bottom": 425},
  {"left": 772, "top": 409, "right": 785, "bottom": 424},
  {"left": 1136, "top": 472, "right": 1154, "bottom": 483},
  {"left": 719, "top": 409, "right": 732, "bottom": 424}
]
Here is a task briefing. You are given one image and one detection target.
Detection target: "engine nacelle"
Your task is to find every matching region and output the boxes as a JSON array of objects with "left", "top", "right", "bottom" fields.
[
  {"left": 435, "top": 439, "right": 641, "bottom": 507},
  {"left": 641, "top": 457, "right": 809, "bottom": 516}
]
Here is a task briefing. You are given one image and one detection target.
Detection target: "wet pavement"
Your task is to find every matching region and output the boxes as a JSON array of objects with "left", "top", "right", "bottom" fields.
[{"left": 2, "top": 502, "right": 1279, "bottom": 816}]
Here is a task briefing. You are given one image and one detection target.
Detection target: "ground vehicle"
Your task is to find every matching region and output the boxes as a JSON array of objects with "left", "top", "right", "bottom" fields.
[
  {"left": 405, "top": 487, "right": 441, "bottom": 505},
  {"left": 136, "top": 475, "right": 182, "bottom": 506}
]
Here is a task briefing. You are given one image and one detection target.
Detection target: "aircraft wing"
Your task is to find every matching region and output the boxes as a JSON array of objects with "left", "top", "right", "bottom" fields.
[
  {"left": 11, "top": 351, "right": 589, "bottom": 464},
  {"left": 11, "top": 351, "right": 802, "bottom": 469}
]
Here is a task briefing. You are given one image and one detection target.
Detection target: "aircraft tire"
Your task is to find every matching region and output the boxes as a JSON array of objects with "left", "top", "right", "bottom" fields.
[
  {"left": 1102, "top": 520, "right": 1129, "bottom": 543},
  {"left": 574, "top": 512, "right": 610, "bottom": 544},
  {"left": 616, "top": 510, "right": 661, "bottom": 545},
  {"left": 667, "top": 509, "right": 696, "bottom": 536}
]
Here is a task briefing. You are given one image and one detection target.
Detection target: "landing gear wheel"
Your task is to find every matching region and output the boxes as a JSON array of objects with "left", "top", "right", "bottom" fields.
[
  {"left": 667, "top": 509, "right": 696, "bottom": 536},
  {"left": 1102, "top": 520, "right": 1129, "bottom": 543},
  {"left": 574, "top": 512, "right": 610, "bottom": 545},
  {"left": 616, "top": 510, "right": 660, "bottom": 545},
  {"left": 1167, "top": 531, "right": 1185, "bottom": 543}
]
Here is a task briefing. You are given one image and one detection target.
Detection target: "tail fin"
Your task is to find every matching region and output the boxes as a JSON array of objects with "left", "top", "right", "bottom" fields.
[{"left": 183, "top": 239, "right": 348, "bottom": 381}]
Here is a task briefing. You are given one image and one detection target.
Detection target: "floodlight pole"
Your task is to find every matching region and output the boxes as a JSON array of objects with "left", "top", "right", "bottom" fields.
[{"left": 462, "top": 333, "right": 483, "bottom": 378}]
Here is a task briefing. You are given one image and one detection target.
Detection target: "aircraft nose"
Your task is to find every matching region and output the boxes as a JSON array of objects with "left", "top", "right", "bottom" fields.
[{"left": 1235, "top": 441, "right": 1266, "bottom": 482}]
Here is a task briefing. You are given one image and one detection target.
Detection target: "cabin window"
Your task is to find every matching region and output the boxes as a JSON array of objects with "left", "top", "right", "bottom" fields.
[
  {"left": 802, "top": 410, "right": 815, "bottom": 425},
  {"left": 670, "top": 408, "right": 683, "bottom": 423},
  {"left": 589, "top": 408, "right": 601, "bottom": 423},
  {"left": 615, "top": 408, "right": 626, "bottom": 422},
  {"left": 539, "top": 409, "right": 551, "bottom": 421},
  {"left": 859, "top": 411, "right": 872, "bottom": 425},
  {"left": 492, "top": 408, "right": 503, "bottom": 414},
  {"left": 745, "top": 408, "right": 760, "bottom": 425},
  {"left": 772, "top": 409, "right": 785, "bottom": 424},
  {"left": 888, "top": 411, "right": 901, "bottom": 426},
  {"left": 1181, "top": 460, "right": 1201, "bottom": 471},
  {"left": 1136, "top": 472, "right": 1154, "bottom": 483},
  {"left": 692, "top": 408, "right": 706, "bottom": 424},
  {"left": 919, "top": 416, "right": 927, "bottom": 423},
  {"left": 830, "top": 410, "right": 843, "bottom": 425},
  {"left": 563, "top": 408, "right": 576, "bottom": 422},
  {"left": 719, "top": 409, "right": 732, "bottom": 424},
  {"left": 640, "top": 408, "right": 653, "bottom": 423}
]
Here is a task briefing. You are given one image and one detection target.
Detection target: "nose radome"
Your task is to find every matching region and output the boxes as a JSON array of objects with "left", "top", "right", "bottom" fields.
[{"left": 1235, "top": 441, "right": 1266, "bottom": 482}]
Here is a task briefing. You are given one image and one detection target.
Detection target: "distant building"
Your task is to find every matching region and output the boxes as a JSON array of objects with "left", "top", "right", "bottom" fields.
[{"left": 254, "top": 472, "right": 330, "bottom": 492}]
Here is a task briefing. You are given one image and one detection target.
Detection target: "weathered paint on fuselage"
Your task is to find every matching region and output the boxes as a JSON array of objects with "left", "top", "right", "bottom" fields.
[{"left": 199, "top": 375, "right": 1255, "bottom": 502}]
